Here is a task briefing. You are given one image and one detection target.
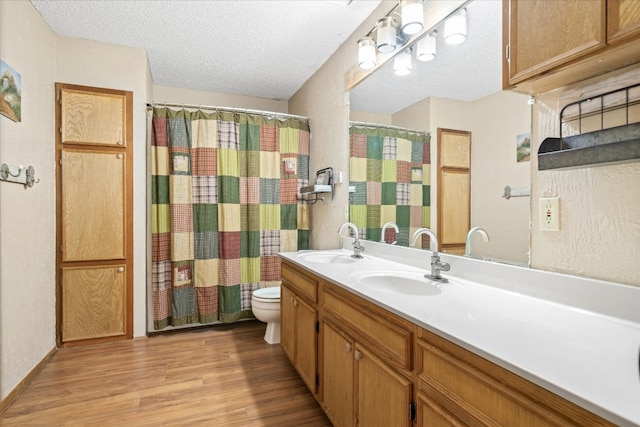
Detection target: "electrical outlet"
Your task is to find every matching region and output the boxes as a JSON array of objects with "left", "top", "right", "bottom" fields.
[{"left": 540, "top": 198, "right": 560, "bottom": 231}]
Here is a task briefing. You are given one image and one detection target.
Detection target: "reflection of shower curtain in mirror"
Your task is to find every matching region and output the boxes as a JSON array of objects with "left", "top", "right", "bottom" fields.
[
  {"left": 151, "top": 107, "right": 310, "bottom": 330},
  {"left": 349, "top": 124, "right": 430, "bottom": 247}
]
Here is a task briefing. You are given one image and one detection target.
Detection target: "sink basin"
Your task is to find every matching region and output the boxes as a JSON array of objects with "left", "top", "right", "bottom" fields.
[
  {"left": 350, "top": 271, "right": 442, "bottom": 296},
  {"left": 299, "top": 251, "right": 359, "bottom": 264}
]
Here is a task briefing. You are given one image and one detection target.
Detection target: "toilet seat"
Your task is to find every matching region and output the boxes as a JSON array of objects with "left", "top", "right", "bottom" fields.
[{"left": 252, "top": 287, "right": 280, "bottom": 302}]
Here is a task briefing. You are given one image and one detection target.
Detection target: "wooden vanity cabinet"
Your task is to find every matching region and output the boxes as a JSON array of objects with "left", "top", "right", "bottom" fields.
[
  {"left": 280, "top": 262, "right": 319, "bottom": 394},
  {"left": 504, "top": 0, "right": 640, "bottom": 94},
  {"left": 320, "top": 282, "right": 415, "bottom": 427},
  {"left": 415, "top": 327, "right": 615, "bottom": 426}
]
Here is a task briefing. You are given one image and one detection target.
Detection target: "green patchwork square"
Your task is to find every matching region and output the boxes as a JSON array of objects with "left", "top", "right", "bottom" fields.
[
  {"left": 194, "top": 231, "right": 218, "bottom": 259},
  {"left": 297, "top": 230, "right": 310, "bottom": 250},
  {"left": 193, "top": 204, "right": 218, "bottom": 232},
  {"left": 382, "top": 160, "right": 397, "bottom": 182},
  {"left": 152, "top": 175, "right": 170, "bottom": 204},
  {"left": 218, "top": 176, "right": 240, "bottom": 203},
  {"left": 367, "top": 135, "right": 383, "bottom": 159},
  {"left": 243, "top": 151, "right": 260, "bottom": 177},
  {"left": 349, "top": 205, "right": 367, "bottom": 230},
  {"left": 220, "top": 285, "right": 241, "bottom": 314},
  {"left": 367, "top": 159, "right": 382, "bottom": 182},
  {"left": 218, "top": 148, "right": 239, "bottom": 176},
  {"left": 366, "top": 227, "right": 381, "bottom": 243},
  {"left": 350, "top": 182, "right": 367, "bottom": 205},
  {"left": 280, "top": 204, "right": 297, "bottom": 230},
  {"left": 411, "top": 141, "right": 424, "bottom": 163},
  {"left": 241, "top": 205, "right": 260, "bottom": 231},
  {"left": 280, "top": 127, "right": 299, "bottom": 153},
  {"left": 246, "top": 124, "right": 261, "bottom": 151},
  {"left": 152, "top": 204, "right": 170, "bottom": 233},
  {"left": 422, "top": 206, "right": 431, "bottom": 227},
  {"left": 241, "top": 257, "right": 260, "bottom": 284},
  {"left": 241, "top": 230, "right": 261, "bottom": 258},
  {"left": 423, "top": 185, "right": 431, "bottom": 206},
  {"left": 396, "top": 206, "right": 410, "bottom": 228},
  {"left": 260, "top": 204, "right": 281, "bottom": 230},
  {"left": 381, "top": 182, "right": 397, "bottom": 205},
  {"left": 366, "top": 205, "right": 381, "bottom": 229}
]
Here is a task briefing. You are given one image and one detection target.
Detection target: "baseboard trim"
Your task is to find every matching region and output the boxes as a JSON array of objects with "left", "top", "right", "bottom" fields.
[{"left": 1, "top": 347, "right": 57, "bottom": 413}]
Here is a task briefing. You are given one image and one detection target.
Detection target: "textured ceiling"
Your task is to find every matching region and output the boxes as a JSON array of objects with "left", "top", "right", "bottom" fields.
[
  {"left": 31, "top": 0, "right": 501, "bottom": 113},
  {"left": 31, "top": 0, "right": 382, "bottom": 100}
]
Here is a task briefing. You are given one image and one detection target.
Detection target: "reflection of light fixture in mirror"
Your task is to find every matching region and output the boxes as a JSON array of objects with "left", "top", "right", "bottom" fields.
[
  {"left": 444, "top": 8, "right": 467, "bottom": 45},
  {"left": 376, "top": 16, "right": 399, "bottom": 53},
  {"left": 416, "top": 30, "right": 437, "bottom": 61},
  {"left": 358, "top": 37, "right": 376, "bottom": 70},
  {"left": 401, "top": 0, "right": 423, "bottom": 35},
  {"left": 394, "top": 48, "right": 412, "bottom": 76}
]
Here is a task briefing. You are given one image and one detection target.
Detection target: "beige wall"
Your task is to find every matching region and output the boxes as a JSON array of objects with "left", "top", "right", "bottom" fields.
[
  {"left": 0, "top": 0, "right": 57, "bottom": 401},
  {"left": 530, "top": 66, "right": 640, "bottom": 286},
  {"left": 153, "top": 85, "right": 288, "bottom": 112}
]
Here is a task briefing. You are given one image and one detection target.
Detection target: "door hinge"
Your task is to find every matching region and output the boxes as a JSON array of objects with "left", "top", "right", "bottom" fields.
[
  {"left": 409, "top": 401, "right": 416, "bottom": 421},
  {"left": 315, "top": 321, "right": 320, "bottom": 333}
]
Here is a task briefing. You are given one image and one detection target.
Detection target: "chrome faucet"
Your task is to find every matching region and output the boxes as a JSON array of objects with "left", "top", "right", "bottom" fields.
[
  {"left": 410, "top": 227, "right": 450, "bottom": 283},
  {"left": 465, "top": 227, "right": 490, "bottom": 257},
  {"left": 338, "top": 222, "right": 364, "bottom": 259},
  {"left": 380, "top": 222, "right": 399, "bottom": 245}
]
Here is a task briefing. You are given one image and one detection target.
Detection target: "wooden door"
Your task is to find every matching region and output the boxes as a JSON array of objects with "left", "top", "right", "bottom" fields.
[
  {"left": 295, "top": 296, "right": 317, "bottom": 393},
  {"left": 322, "top": 321, "right": 355, "bottom": 427},
  {"left": 607, "top": 0, "right": 640, "bottom": 44},
  {"left": 416, "top": 391, "right": 465, "bottom": 427},
  {"left": 507, "top": 0, "right": 606, "bottom": 84},
  {"left": 437, "top": 129, "right": 470, "bottom": 255},
  {"left": 56, "top": 83, "right": 133, "bottom": 347},
  {"left": 281, "top": 284, "right": 296, "bottom": 363},
  {"left": 356, "top": 344, "right": 413, "bottom": 427}
]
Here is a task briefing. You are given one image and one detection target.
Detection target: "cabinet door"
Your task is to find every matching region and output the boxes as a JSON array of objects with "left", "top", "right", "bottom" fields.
[
  {"left": 295, "top": 296, "right": 317, "bottom": 393},
  {"left": 322, "top": 322, "right": 355, "bottom": 427},
  {"left": 507, "top": 0, "right": 606, "bottom": 84},
  {"left": 356, "top": 344, "right": 413, "bottom": 427},
  {"left": 607, "top": 0, "right": 640, "bottom": 44},
  {"left": 280, "top": 284, "right": 296, "bottom": 363},
  {"left": 60, "top": 87, "right": 127, "bottom": 147},
  {"left": 62, "top": 265, "right": 126, "bottom": 342},
  {"left": 416, "top": 391, "right": 466, "bottom": 427},
  {"left": 61, "top": 149, "right": 126, "bottom": 262}
]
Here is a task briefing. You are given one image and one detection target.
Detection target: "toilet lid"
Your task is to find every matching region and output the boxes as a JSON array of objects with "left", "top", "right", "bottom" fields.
[{"left": 253, "top": 287, "right": 280, "bottom": 300}]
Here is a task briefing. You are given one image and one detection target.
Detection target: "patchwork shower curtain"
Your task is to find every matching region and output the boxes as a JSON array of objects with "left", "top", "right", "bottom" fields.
[
  {"left": 349, "top": 124, "right": 431, "bottom": 247},
  {"left": 151, "top": 107, "right": 310, "bottom": 329}
]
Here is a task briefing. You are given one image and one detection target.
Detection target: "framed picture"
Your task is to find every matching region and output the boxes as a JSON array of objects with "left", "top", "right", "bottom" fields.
[
  {"left": 517, "top": 132, "right": 531, "bottom": 162},
  {"left": 0, "top": 60, "right": 21, "bottom": 122}
]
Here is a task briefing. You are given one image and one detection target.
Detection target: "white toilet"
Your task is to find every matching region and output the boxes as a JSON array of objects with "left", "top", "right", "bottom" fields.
[{"left": 251, "top": 287, "right": 281, "bottom": 344}]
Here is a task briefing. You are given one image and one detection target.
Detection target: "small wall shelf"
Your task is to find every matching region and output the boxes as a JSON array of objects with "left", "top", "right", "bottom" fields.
[
  {"left": 538, "top": 83, "right": 640, "bottom": 171},
  {"left": 301, "top": 167, "right": 335, "bottom": 204}
]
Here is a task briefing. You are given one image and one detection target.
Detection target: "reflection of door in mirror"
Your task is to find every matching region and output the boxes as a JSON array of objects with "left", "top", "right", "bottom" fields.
[
  {"left": 349, "top": 123, "right": 431, "bottom": 247},
  {"left": 437, "top": 128, "right": 471, "bottom": 255}
]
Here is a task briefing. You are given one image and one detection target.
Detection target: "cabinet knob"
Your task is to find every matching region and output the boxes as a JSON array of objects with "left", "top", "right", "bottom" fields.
[
  {"left": 116, "top": 140, "right": 123, "bottom": 145},
  {"left": 345, "top": 343, "right": 352, "bottom": 353},
  {"left": 293, "top": 300, "right": 298, "bottom": 307},
  {"left": 354, "top": 350, "right": 361, "bottom": 360},
  {"left": 117, "top": 267, "right": 125, "bottom": 272},
  {"left": 116, "top": 153, "right": 123, "bottom": 159}
]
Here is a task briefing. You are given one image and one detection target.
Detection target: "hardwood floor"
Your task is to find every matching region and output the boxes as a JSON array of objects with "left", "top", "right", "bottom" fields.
[{"left": 1, "top": 321, "right": 331, "bottom": 426}]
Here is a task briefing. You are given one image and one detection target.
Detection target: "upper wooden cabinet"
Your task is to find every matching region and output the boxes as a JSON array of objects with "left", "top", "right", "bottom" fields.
[
  {"left": 504, "top": 0, "right": 640, "bottom": 94},
  {"left": 60, "top": 86, "right": 130, "bottom": 147}
]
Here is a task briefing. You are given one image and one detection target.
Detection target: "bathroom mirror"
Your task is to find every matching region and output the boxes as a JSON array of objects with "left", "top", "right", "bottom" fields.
[{"left": 348, "top": 0, "right": 531, "bottom": 265}]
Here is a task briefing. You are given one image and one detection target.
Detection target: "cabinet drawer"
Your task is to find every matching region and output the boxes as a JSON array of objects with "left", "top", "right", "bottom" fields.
[
  {"left": 322, "top": 283, "right": 413, "bottom": 371},
  {"left": 417, "top": 328, "right": 614, "bottom": 426},
  {"left": 281, "top": 261, "right": 317, "bottom": 303}
]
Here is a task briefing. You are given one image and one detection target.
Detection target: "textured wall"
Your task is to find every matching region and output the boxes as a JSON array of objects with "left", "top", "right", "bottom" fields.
[
  {"left": 531, "top": 66, "right": 640, "bottom": 286},
  {"left": 56, "top": 37, "right": 151, "bottom": 336},
  {"left": 0, "top": 0, "right": 57, "bottom": 401}
]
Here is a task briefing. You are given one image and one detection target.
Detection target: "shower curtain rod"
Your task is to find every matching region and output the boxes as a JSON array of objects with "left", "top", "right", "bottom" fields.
[
  {"left": 147, "top": 102, "right": 309, "bottom": 121},
  {"left": 349, "top": 120, "right": 427, "bottom": 135}
]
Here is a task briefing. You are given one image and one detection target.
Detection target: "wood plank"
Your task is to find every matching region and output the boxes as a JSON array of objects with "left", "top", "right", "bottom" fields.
[{"left": 1, "top": 322, "right": 330, "bottom": 426}]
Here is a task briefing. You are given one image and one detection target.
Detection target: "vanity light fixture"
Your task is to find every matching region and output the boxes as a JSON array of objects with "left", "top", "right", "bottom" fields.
[
  {"left": 376, "top": 16, "right": 399, "bottom": 53},
  {"left": 416, "top": 30, "right": 437, "bottom": 61},
  {"left": 358, "top": 37, "right": 377, "bottom": 69},
  {"left": 394, "top": 48, "right": 412, "bottom": 76},
  {"left": 401, "top": 0, "right": 424, "bottom": 35},
  {"left": 444, "top": 8, "right": 467, "bottom": 45}
]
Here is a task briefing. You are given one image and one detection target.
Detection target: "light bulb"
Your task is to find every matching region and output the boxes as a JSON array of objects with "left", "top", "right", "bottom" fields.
[
  {"left": 416, "top": 31, "right": 436, "bottom": 62},
  {"left": 394, "top": 49, "right": 412, "bottom": 76},
  {"left": 401, "top": 0, "right": 423, "bottom": 35},
  {"left": 444, "top": 8, "right": 467, "bottom": 45},
  {"left": 357, "top": 37, "right": 376, "bottom": 70}
]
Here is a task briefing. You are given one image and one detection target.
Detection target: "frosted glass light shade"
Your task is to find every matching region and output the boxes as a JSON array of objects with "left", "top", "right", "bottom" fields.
[
  {"left": 357, "top": 37, "right": 376, "bottom": 70},
  {"left": 394, "top": 49, "right": 412, "bottom": 76},
  {"left": 444, "top": 8, "right": 467, "bottom": 45},
  {"left": 377, "top": 16, "right": 399, "bottom": 53},
  {"left": 416, "top": 31, "right": 437, "bottom": 61},
  {"left": 401, "top": 0, "right": 423, "bottom": 35}
]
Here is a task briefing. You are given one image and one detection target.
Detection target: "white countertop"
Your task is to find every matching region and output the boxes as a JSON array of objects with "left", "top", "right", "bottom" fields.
[{"left": 280, "top": 240, "right": 640, "bottom": 427}]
